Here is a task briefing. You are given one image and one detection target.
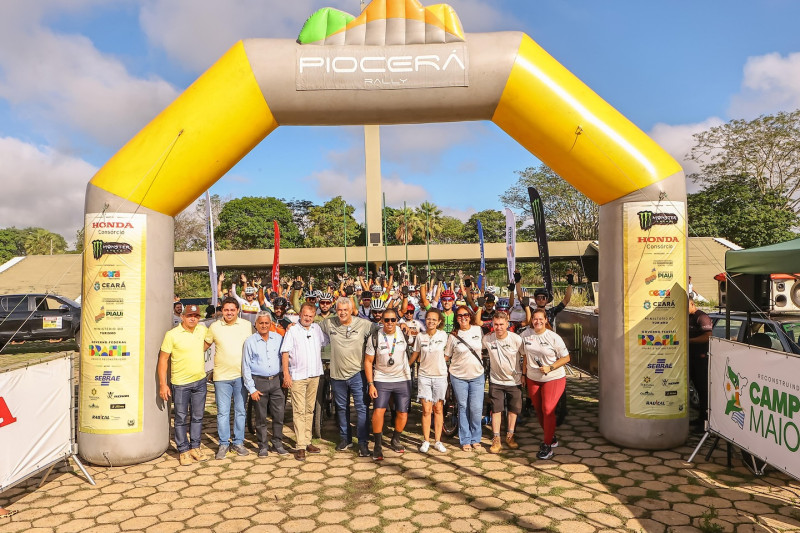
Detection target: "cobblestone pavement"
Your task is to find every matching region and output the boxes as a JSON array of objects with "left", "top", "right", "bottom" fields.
[{"left": 2, "top": 372, "right": 799, "bottom": 533}]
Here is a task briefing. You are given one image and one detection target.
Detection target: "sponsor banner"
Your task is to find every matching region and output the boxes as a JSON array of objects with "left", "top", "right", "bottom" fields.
[
  {"left": 1, "top": 356, "right": 72, "bottom": 491},
  {"left": 527, "top": 187, "right": 553, "bottom": 298},
  {"left": 709, "top": 338, "right": 800, "bottom": 480},
  {"left": 205, "top": 191, "right": 218, "bottom": 307},
  {"left": 296, "top": 43, "right": 468, "bottom": 90},
  {"left": 623, "top": 201, "right": 687, "bottom": 418},
  {"left": 555, "top": 310, "right": 599, "bottom": 377},
  {"left": 80, "top": 213, "right": 146, "bottom": 433},
  {"left": 504, "top": 208, "right": 516, "bottom": 284}
]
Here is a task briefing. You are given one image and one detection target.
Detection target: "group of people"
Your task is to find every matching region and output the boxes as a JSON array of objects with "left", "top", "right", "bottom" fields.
[{"left": 158, "top": 267, "right": 576, "bottom": 465}]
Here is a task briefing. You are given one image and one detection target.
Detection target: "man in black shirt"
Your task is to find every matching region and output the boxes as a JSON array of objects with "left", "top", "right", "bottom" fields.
[{"left": 688, "top": 295, "right": 713, "bottom": 431}]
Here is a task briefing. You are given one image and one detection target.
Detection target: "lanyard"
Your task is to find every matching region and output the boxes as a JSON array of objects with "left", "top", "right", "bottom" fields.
[{"left": 382, "top": 331, "right": 398, "bottom": 358}]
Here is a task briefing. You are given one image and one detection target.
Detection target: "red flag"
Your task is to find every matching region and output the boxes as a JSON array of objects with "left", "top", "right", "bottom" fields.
[{"left": 271, "top": 221, "right": 280, "bottom": 293}]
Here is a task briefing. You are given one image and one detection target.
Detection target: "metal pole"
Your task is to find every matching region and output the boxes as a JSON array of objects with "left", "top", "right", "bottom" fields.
[
  {"left": 383, "top": 193, "right": 388, "bottom": 276},
  {"left": 404, "top": 201, "right": 409, "bottom": 275},
  {"left": 343, "top": 201, "right": 348, "bottom": 276},
  {"left": 364, "top": 202, "right": 369, "bottom": 274},
  {"left": 426, "top": 209, "right": 431, "bottom": 272}
]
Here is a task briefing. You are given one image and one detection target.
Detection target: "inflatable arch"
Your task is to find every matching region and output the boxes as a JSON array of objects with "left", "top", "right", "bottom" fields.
[{"left": 79, "top": 0, "right": 688, "bottom": 465}]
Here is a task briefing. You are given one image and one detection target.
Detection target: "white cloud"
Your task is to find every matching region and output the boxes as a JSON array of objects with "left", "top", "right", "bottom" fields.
[
  {"left": 0, "top": 1, "right": 178, "bottom": 149},
  {"left": 729, "top": 52, "right": 800, "bottom": 119},
  {"left": 0, "top": 137, "right": 97, "bottom": 241},
  {"left": 648, "top": 117, "right": 724, "bottom": 179},
  {"left": 380, "top": 123, "right": 482, "bottom": 173},
  {"left": 444, "top": 0, "right": 518, "bottom": 33},
  {"left": 440, "top": 205, "right": 476, "bottom": 222}
]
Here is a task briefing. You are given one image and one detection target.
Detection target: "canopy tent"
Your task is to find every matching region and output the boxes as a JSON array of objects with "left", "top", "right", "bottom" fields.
[{"left": 725, "top": 238, "right": 800, "bottom": 274}]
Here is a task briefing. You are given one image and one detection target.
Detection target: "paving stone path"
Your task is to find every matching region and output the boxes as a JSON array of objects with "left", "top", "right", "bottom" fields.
[{"left": 2, "top": 369, "right": 799, "bottom": 532}]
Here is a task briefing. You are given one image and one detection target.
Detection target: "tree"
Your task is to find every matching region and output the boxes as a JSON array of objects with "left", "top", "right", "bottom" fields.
[
  {"left": 463, "top": 209, "right": 506, "bottom": 243},
  {"left": 689, "top": 110, "right": 800, "bottom": 212},
  {"left": 415, "top": 202, "right": 443, "bottom": 242},
  {"left": 392, "top": 207, "right": 424, "bottom": 244},
  {"left": 74, "top": 228, "right": 85, "bottom": 254},
  {"left": 304, "top": 196, "right": 361, "bottom": 248},
  {"left": 500, "top": 164, "right": 599, "bottom": 241},
  {"left": 283, "top": 198, "right": 315, "bottom": 238},
  {"left": 431, "top": 215, "right": 466, "bottom": 244},
  {"left": 0, "top": 228, "right": 26, "bottom": 264},
  {"left": 174, "top": 193, "right": 227, "bottom": 252},
  {"left": 23, "top": 228, "right": 67, "bottom": 255},
  {"left": 688, "top": 174, "right": 798, "bottom": 249},
  {"left": 215, "top": 197, "right": 302, "bottom": 249}
]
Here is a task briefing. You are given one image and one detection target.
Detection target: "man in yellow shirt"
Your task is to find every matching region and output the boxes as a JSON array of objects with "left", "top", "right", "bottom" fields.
[
  {"left": 204, "top": 297, "right": 254, "bottom": 459},
  {"left": 158, "top": 304, "right": 209, "bottom": 466}
]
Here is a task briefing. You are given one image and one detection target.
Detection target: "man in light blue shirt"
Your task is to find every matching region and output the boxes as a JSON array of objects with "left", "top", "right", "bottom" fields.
[{"left": 242, "top": 311, "right": 289, "bottom": 456}]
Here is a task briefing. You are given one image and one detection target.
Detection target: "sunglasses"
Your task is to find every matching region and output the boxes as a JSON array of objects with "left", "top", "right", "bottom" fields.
[
  {"left": 456, "top": 314, "right": 470, "bottom": 318},
  {"left": 383, "top": 318, "right": 397, "bottom": 323}
]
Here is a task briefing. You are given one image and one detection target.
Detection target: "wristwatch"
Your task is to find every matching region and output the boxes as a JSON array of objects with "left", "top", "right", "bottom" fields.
[{"left": 368, "top": 382, "right": 374, "bottom": 386}]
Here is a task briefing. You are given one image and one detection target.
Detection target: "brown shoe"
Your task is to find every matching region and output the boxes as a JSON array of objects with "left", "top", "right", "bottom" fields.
[
  {"left": 179, "top": 452, "right": 192, "bottom": 466},
  {"left": 189, "top": 447, "right": 207, "bottom": 462},
  {"left": 505, "top": 433, "right": 519, "bottom": 449},
  {"left": 295, "top": 449, "right": 306, "bottom": 461},
  {"left": 306, "top": 444, "right": 321, "bottom": 454},
  {"left": 489, "top": 436, "right": 502, "bottom": 454}
]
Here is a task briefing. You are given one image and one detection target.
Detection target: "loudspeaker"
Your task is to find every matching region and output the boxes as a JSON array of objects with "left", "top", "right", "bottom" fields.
[
  {"left": 726, "top": 274, "right": 770, "bottom": 312},
  {"left": 772, "top": 278, "right": 800, "bottom": 312}
]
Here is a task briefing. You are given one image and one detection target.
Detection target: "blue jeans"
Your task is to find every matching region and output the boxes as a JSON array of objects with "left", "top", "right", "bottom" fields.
[
  {"left": 172, "top": 377, "right": 207, "bottom": 453},
  {"left": 331, "top": 371, "right": 370, "bottom": 445},
  {"left": 450, "top": 373, "right": 485, "bottom": 446},
  {"left": 214, "top": 378, "right": 247, "bottom": 446}
]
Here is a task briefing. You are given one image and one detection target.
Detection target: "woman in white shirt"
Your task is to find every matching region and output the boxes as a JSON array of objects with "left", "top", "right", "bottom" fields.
[
  {"left": 410, "top": 309, "right": 449, "bottom": 454},
  {"left": 444, "top": 305, "right": 485, "bottom": 451},
  {"left": 520, "top": 308, "right": 570, "bottom": 460}
]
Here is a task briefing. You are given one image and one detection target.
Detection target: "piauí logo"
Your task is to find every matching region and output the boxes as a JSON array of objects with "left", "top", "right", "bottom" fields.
[{"left": 723, "top": 357, "right": 747, "bottom": 429}]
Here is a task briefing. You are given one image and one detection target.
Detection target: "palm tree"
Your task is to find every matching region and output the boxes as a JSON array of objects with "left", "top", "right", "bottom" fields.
[
  {"left": 393, "top": 207, "right": 424, "bottom": 244},
  {"left": 415, "top": 201, "right": 443, "bottom": 242}
]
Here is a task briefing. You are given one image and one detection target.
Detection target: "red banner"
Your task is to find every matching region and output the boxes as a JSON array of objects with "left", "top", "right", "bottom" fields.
[{"left": 271, "top": 220, "right": 280, "bottom": 293}]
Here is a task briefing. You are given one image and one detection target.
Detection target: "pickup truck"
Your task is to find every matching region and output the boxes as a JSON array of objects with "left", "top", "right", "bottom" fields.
[
  {"left": 708, "top": 311, "right": 800, "bottom": 354},
  {"left": 0, "top": 293, "right": 81, "bottom": 349}
]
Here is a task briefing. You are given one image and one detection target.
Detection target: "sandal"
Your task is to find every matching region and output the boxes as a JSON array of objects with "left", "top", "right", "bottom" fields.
[
  {"left": 472, "top": 443, "right": 482, "bottom": 451},
  {"left": 0, "top": 509, "right": 18, "bottom": 520},
  {"left": 461, "top": 445, "right": 472, "bottom": 452}
]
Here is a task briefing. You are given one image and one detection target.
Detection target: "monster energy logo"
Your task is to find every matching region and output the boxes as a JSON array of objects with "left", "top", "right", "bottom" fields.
[
  {"left": 532, "top": 198, "right": 543, "bottom": 221},
  {"left": 91, "top": 240, "right": 133, "bottom": 260},
  {"left": 637, "top": 211, "right": 679, "bottom": 231},
  {"left": 574, "top": 323, "right": 583, "bottom": 355}
]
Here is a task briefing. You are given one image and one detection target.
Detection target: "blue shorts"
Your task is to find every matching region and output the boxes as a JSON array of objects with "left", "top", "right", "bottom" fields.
[
  {"left": 374, "top": 380, "right": 412, "bottom": 412},
  {"left": 417, "top": 375, "right": 448, "bottom": 403}
]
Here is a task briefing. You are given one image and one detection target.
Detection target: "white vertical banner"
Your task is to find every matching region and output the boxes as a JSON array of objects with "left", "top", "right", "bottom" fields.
[
  {"left": 504, "top": 208, "right": 516, "bottom": 284},
  {"left": 1, "top": 356, "right": 72, "bottom": 490},
  {"left": 708, "top": 338, "right": 800, "bottom": 480},
  {"left": 205, "top": 191, "right": 219, "bottom": 307}
]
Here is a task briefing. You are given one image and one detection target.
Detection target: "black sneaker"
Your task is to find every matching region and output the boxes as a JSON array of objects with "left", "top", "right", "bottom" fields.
[
  {"left": 336, "top": 440, "right": 353, "bottom": 452},
  {"left": 390, "top": 437, "right": 405, "bottom": 453},
  {"left": 537, "top": 443, "right": 553, "bottom": 460},
  {"left": 258, "top": 447, "right": 269, "bottom": 458},
  {"left": 372, "top": 446, "right": 384, "bottom": 461},
  {"left": 358, "top": 444, "right": 371, "bottom": 458},
  {"left": 550, "top": 435, "right": 559, "bottom": 449}
]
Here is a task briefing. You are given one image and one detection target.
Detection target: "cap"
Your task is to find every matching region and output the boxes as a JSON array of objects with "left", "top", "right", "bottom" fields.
[
  {"left": 406, "top": 303, "right": 415, "bottom": 312},
  {"left": 485, "top": 293, "right": 496, "bottom": 303},
  {"left": 182, "top": 304, "right": 201, "bottom": 316},
  {"left": 360, "top": 293, "right": 371, "bottom": 300}
]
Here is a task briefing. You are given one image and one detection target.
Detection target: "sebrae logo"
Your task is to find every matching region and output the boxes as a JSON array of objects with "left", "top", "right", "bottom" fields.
[
  {"left": 723, "top": 358, "right": 747, "bottom": 429},
  {"left": 91, "top": 240, "right": 132, "bottom": 260},
  {"left": 647, "top": 358, "right": 673, "bottom": 374},
  {"left": 637, "top": 211, "right": 679, "bottom": 231}
]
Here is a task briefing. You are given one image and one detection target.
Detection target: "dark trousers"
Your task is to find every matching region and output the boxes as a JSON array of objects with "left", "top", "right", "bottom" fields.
[
  {"left": 253, "top": 374, "right": 285, "bottom": 449},
  {"left": 689, "top": 355, "right": 709, "bottom": 422},
  {"left": 172, "top": 378, "right": 207, "bottom": 453}
]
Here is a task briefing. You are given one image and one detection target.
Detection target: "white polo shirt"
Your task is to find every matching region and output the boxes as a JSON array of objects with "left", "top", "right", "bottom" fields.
[{"left": 281, "top": 322, "right": 327, "bottom": 380}]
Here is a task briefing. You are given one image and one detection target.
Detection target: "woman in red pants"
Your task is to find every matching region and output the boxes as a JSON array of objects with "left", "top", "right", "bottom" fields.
[{"left": 520, "top": 308, "right": 570, "bottom": 460}]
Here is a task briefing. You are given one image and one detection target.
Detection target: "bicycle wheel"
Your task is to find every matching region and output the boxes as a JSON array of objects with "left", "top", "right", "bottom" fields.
[{"left": 442, "top": 383, "right": 459, "bottom": 438}]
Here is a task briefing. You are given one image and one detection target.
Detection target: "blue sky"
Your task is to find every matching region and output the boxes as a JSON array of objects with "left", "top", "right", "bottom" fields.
[{"left": 2, "top": 0, "right": 800, "bottom": 243}]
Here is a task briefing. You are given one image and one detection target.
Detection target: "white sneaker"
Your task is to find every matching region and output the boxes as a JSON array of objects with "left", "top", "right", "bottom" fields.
[
  {"left": 419, "top": 441, "right": 430, "bottom": 454},
  {"left": 433, "top": 441, "right": 447, "bottom": 453}
]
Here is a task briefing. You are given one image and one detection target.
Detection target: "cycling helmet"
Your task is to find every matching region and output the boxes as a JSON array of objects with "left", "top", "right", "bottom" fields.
[
  {"left": 314, "top": 289, "right": 323, "bottom": 298},
  {"left": 370, "top": 284, "right": 382, "bottom": 293},
  {"left": 440, "top": 289, "right": 456, "bottom": 301},
  {"left": 533, "top": 288, "right": 552, "bottom": 303},
  {"left": 370, "top": 299, "right": 387, "bottom": 311},
  {"left": 485, "top": 286, "right": 496, "bottom": 294},
  {"left": 304, "top": 290, "right": 316, "bottom": 299},
  {"left": 273, "top": 297, "right": 288, "bottom": 309},
  {"left": 319, "top": 292, "right": 334, "bottom": 302},
  {"left": 496, "top": 298, "right": 510, "bottom": 311},
  {"left": 406, "top": 303, "right": 415, "bottom": 312},
  {"left": 485, "top": 293, "right": 496, "bottom": 303},
  {"left": 244, "top": 287, "right": 256, "bottom": 295}
]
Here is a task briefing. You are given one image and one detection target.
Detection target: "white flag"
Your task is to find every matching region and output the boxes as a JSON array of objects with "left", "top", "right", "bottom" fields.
[
  {"left": 205, "top": 191, "right": 218, "bottom": 307},
  {"left": 504, "top": 208, "right": 516, "bottom": 284}
]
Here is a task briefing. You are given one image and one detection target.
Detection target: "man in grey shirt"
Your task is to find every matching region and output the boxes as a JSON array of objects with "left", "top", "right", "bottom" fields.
[{"left": 319, "top": 297, "right": 377, "bottom": 457}]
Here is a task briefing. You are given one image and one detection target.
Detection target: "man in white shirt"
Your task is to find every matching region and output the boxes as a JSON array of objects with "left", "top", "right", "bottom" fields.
[
  {"left": 282, "top": 303, "right": 328, "bottom": 461},
  {"left": 482, "top": 311, "right": 524, "bottom": 453}
]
